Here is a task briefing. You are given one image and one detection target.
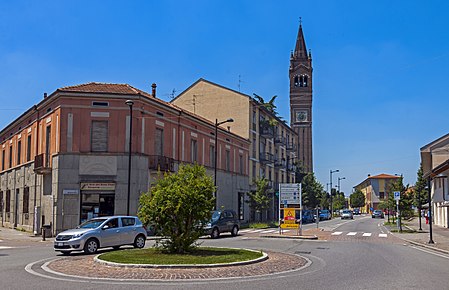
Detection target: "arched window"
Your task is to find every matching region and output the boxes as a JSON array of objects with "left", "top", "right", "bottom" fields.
[
  {"left": 299, "top": 75, "right": 304, "bottom": 87},
  {"left": 304, "top": 75, "right": 308, "bottom": 87},
  {"left": 294, "top": 75, "right": 299, "bottom": 87}
]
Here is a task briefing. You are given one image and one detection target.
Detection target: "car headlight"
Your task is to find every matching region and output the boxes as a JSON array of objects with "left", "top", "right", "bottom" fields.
[
  {"left": 72, "top": 233, "right": 84, "bottom": 239},
  {"left": 204, "top": 223, "right": 212, "bottom": 229}
]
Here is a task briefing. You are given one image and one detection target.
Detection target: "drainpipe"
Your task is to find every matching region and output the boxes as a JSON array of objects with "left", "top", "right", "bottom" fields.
[{"left": 32, "top": 105, "right": 39, "bottom": 234}]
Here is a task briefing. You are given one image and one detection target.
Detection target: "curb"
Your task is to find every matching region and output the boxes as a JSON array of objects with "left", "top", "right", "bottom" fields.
[
  {"left": 259, "top": 234, "right": 318, "bottom": 240},
  {"left": 94, "top": 248, "right": 268, "bottom": 269}
]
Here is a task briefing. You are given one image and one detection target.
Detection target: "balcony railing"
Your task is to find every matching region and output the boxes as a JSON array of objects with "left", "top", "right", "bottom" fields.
[
  {"left": 149, "top": 155, "right": 175, "bottom": 172},
  {"left": 259, "top": 152, "right": 275, "bottom": 164},
  {"left": 274, "top": 158, "right": 287, "bottom": 168},
  {"left": 34, "top": 153, "right": 51, "bottom": 174},
  {"left": 286, "top": 141, "right": 297, "bottom": 152},
  {"left": 274, "top": 135, "right": 287, "bottom": 145},
  {"left": 259, "top": 122, "right": 274, "bottom": 139}
]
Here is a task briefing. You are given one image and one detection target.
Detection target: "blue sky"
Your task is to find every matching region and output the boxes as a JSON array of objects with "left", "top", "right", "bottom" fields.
[{"left": 1, "top": 0, "right": 449, "bottom": 195}]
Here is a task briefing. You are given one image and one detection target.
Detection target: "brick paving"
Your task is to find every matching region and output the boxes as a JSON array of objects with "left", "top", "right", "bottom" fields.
[{"left": 46, "top": 251, "right": 307, "bottom": 280}]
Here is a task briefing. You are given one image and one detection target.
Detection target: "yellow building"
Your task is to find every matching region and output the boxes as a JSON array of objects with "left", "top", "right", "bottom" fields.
[{"left": 353, "top": 174, "right": 400, "bottom": 213}]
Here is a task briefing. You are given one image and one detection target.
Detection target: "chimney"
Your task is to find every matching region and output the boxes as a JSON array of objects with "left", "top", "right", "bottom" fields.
[
  {"left": 151, "top": 83, "right": 157, "bottom": 98},
  {"left": 44, "top": 93, "right": 47, "bottom": 98}
]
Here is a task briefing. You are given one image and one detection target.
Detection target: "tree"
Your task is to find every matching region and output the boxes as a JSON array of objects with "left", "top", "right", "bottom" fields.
[
  {"left": 350, "top": 189, "right": 365, "bottom": 208},
  {"left": 301, "top": 172, "right": 325, "bottom": 209},
  {"left": 247, "top": 178, "right": 272, "bottom": 221},
  {"left": 414, "top": 164, "right": 428, "bottom": 210},
  {"left": 333, "top": 192, "right": 346, "bottom": 211},
  {"left": 138, "top": 163, "right": 215, "bottom": 253}
]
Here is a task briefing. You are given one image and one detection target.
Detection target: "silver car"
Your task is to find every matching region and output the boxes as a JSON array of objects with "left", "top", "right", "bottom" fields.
[
  {"left": 341, "top": 210, "right": 354, "bottom": 220},
  {"left": 54, "top": 216, "right": 147, "bottom": 255}
]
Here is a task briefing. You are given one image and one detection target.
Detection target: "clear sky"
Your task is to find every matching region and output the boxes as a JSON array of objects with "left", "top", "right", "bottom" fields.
[{"left": 1, "top": 0, "right": 449, "bottom": 195}]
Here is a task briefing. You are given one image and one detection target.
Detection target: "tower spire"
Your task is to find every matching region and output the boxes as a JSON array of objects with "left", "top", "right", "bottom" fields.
[{"left": 294, "top": 18, "right": 308, "bottom": 59}]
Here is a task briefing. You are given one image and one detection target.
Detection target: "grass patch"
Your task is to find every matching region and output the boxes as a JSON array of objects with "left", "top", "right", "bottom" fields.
[
  {"left": 390, "top": 229, "right": 416, "bottom": 233},
  {"left": 98, "top": 247, "right": 263, "bottom": 265},
  {"left": 249, "top": 222, "right": 278, "bottom": 229}
]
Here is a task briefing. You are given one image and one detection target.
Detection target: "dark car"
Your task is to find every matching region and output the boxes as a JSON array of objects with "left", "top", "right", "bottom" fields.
[
  {"left": 297, "top": 210, "right": 315, "bottom": 223},
  {"left": 319, "top": 209, "right": 331, "bottom": 220},
  {"left": 353, "top": 208, "right": 360, "bottom": 215},
  {"left": 204, "top": 209, "right": 240, "bottom": 239},
  {"left": 372, "top": 210, "right": 384, "bottom": 218}
]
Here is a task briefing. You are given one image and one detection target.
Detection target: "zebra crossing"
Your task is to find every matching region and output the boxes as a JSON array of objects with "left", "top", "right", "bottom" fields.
[
  {"left": 239, "top": 228, "right": 287, "bottom": 234},
  {"left": 331, "top": 231, "right": 388, "bottom": 238}
]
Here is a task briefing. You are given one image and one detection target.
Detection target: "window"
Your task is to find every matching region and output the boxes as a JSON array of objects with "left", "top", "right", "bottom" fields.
[
  {"left": 5, "top": 190, "right": 10, "bottom": 212},
  {"left": 209, "top": 145, "right": 215, "bottom": 167},
  {"left": 23, "top": 187, "right": 29, "bottom": 214},
  {"left": 91, "top": 121, "right": 108, "bottom": 152},
  {"left": 1, "top": 150, "right": 4, "bottom": 171},
  {"left": 225, "top": 150, "right": 230, "bottom": 171},
  {"left": 191, "top": 139, "right": 198, "bottom": 162},
  {"left": 239, "top": 155, "right": 244, "bottom": 174},
  {"left": 155, "top": 128, "right": 164, "bottom": 156},
  {"left": 17, "top": 140, "right": 21, "bottom": 165},
  {"left": 252, "top": 134, "right": 257, "bottom": 158},
  {"left": 45, "top": 125, "right": 51, "bottom": 166},
  {"left": 252, "top": 110, "right": 257, "bottom": 130},
  {"left": 0, "top": 191, "right": 3, "bottom": 212},
  {"left": 27, "top": 135, "right": 32, "bottom": 162},
  {"left": 105, "top": 218, "right": 119, "bottom": 228},
  {"left": 92, "top": 101, "right": 109, "bottom": 107},
  {"left": 252, "top": 163, "right": 256, "bottom": 180},
  {"left": 9, "top": 145, "right": 12, "bottom": 168},
  {"left": 121, "top": 217, "right": 135, "bottom": 227},
  {"left": 238, "top": 192, "right": 245, "bottom": 220}
]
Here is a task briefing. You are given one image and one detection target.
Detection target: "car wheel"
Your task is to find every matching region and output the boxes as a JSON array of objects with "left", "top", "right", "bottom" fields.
[
  {"left": 231, "top": 225, "right": 239, "bottom": 237},
  {"left": 84, "top": 238, "right": 99, "bottom": 254},
  {"left": 133, "top": 234, "right": 146, "bottom": 249},
  {"left": 211, "top": 227, "right": 220, "bottom": 239},
  {"left": 113, "top": 246, "right": 121, "bottom": 250},
  {"left": 61, "top": 251, "right": 71, "bottom": 255}
]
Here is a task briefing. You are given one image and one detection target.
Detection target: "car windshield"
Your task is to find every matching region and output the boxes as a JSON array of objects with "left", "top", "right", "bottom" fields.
[
  {"left": 77, "top": 218, "right": 108, "bottom": 229},
  {"left": 211, "top": 211, "right": 221, "bottom": 222},
  {"left": 374, "top": 210, "right": 382, "bottom": 214},
  {"left": 343, "top": 210, "right": 351, "bottom": 214}
]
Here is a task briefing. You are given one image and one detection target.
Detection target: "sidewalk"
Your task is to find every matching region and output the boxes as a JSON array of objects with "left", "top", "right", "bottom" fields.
[
  {"left": 0, "top": 226, "right": 54, "bottom": 246},
  {"left": 388, "top": 217, "right": 449, "bottom": 254}
]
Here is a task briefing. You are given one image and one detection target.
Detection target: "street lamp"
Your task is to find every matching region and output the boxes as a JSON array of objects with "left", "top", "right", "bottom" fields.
[
  {"left": 125, "top": 100, "right": 134, "bottom": 216},
  {"left": 330, "top": 169, "right": 339, "bottom": 218},
  {"left": 337, "top": 177, "right": 346, "bottom": 193},
  {"left": 214, "top": 118, "right": 234, "bottom": 209}
]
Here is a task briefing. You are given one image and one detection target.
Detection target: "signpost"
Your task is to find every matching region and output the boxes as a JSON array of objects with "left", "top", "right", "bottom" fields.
[
  {"left": 394, "top": 191, "right": 401, "bottom": 231},
  {"left": 279, "top": 183, "right": 301, "bottom": 235}
]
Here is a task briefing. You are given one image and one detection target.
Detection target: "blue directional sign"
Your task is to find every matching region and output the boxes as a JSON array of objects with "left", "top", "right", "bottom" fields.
[{"left": 394, "top": 191, "right": 401, "bottom": 201}]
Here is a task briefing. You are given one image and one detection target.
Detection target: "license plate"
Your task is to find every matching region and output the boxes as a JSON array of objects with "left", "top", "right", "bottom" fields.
[{"left": 57, "top": 242, "right": 64, "bottom": 246}]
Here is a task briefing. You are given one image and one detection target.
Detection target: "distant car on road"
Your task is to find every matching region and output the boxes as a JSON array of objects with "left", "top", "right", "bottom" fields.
[
  {"left": 319, "top": 209, "right": 331, "bottom": 220},
  {"left": 341, "top": 209, "right": 354, "bottom": 219},
  {"left": 204, "top": 209, "right": 240, "bottom": 239},
  {"left": 54, "top": 216, "right": 147, "bottom": 255},
  {"left": 353, "top": 208, "right": 361, "bottom": 215},
  {"left": 372, "top": 210, "right": 385, "bottom": 218}
]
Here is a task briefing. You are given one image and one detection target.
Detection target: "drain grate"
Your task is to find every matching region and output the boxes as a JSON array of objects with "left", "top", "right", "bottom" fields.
[{"left": 316, "top": 247, "right": 329, "bottom": 250}]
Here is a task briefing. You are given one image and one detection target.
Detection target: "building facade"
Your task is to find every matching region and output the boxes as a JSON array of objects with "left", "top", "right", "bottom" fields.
[
  {"left": 353, "top": 174, "right": 400, "bottom": 213},
  {"left": 421, "top": 133, "right": 449, "bottom": 228},
  {"left": 172, "top": 79, "right": 298, "bottom": 221},
  {"left": 289, "top": 23, "right": 313, "bottom": 173},
  {"left": 0, "top": 83, "right": 250, "bottom": 235}
]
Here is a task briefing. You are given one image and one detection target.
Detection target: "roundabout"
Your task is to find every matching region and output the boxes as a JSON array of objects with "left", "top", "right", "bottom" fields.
[{"left": 30, "top": 249, "right": 310, "bottom": 282}]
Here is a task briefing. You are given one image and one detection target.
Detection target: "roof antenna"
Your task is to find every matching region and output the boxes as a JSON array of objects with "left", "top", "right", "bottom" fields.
[
  {"left": 238, "top": 74, "right": 244, "bottom": 92},
  {"left": 299, "top": 16, "right": 302, "bottom": 26}
]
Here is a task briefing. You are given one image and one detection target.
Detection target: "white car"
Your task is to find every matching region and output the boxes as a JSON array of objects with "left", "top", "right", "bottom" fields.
[
  {"left": 341, "top": 210, "right": 354, "bottom": 220},
  {"left": 54, "top": 216, "right": 147, "bottom": 255}
]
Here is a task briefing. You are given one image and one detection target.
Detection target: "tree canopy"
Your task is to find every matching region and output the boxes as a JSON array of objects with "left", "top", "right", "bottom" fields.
[
  {"left": 138, "top": 163, "right": 215, "bottom": 253},
  {"left": 246, "top": 178, "right": 272, "bottom": 221},
  {"left": 350, "top": 189, "right": 365, "bottom": 208}
]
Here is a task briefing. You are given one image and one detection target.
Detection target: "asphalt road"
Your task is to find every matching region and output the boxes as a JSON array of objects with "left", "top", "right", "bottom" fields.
[{"left": 1, "top": 216, "right": 449, "bottom": 290}]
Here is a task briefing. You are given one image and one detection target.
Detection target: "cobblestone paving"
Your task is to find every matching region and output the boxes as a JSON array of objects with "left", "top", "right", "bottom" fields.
[{"left": 46, "top": 251, "right": 307, "bottom": 280}]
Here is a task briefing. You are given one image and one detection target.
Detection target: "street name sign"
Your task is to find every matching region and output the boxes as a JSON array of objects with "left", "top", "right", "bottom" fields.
[{"left": 279, "top": 183, "right": 300, "bottom": 205}]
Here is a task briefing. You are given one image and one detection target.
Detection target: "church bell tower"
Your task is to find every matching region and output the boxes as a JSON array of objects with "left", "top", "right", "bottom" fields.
[{"left": 289, "top": 21, "right": 313, "bottom": 173}]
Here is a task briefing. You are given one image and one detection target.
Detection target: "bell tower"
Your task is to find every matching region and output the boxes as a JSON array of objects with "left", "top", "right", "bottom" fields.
[{"left": 289, "top": 20, "right": 313, "bottom": 173}]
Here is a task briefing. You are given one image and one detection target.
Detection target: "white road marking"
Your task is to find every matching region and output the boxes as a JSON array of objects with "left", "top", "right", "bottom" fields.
[
  {"left": 239, "top": 229, "right": 253, "bottom": 233},
  {"left": 261, "top": 229, "right": 277, "bottom": 233},
  {"left": 379, "top": 233, "right": 388, "bottom": 238},
  {"left": 347, "top": 232, "right": 357, "bottom": 236},
  {"left": 281, "top": 230, "right": 291, "bottom": 233},
  {"left": 362, "top": 233, "right": 372, "bottom": 237},
  {"left": 0, "top": 246, "right": 12, "bottom": 249},
  {"left": 331, "top": 232, "right": 343, "bottom": 236},
  {"left": 250, "top": 229, "right": 265, "bottom": 233},
  {"left": 410, "top": 246, "right": 449, "bottom": 260}
]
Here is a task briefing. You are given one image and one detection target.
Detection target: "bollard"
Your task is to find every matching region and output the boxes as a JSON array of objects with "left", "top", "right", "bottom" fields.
[{"left": 41, "top": 227, "right": 46, "bottom": 241}]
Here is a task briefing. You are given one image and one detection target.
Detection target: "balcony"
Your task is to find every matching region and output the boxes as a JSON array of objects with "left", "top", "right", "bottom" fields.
[
  {"left": 149, "top": 155, "right": 175, "bottom": 172},
  {"left": 259, "top": 152, "right": 275, "bottom": 164},
  {"left": 274, "top": 135, "right": 287, "bottom": 146},
  {"left": 286, "top": 141, "right": 297, "bottom": 152},
  {"left": 259, "top": 122, "right": 274, "bottom": 139},
  {"left": 34, "top": 153, "right": 51, "bottom": 174},
  {"left": 274, "top": 157, "right": 287, "bottom": 168}
]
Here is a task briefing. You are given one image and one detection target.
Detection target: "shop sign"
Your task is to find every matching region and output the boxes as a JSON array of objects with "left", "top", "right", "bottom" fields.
[{"left": 80, "top": 182, "right": 115, "bottom": 191}]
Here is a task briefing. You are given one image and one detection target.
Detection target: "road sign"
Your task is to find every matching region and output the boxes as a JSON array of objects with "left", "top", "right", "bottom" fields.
[
  {"left": 284, "top": 208, "right": 296, "bottom": 222},
  {"left": 280, "top": 183, "right": 300, "bottom": 205},
  {"left": 281, "top": 223, "right": 299, "bottom": 229},
  {"left": 394, "top": 191, "right": 401, "bottom": 201}
]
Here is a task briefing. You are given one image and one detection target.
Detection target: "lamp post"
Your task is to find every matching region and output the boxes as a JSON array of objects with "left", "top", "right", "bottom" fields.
[
  {"left": 337, "top": 177, "right": 346, "bottom": 194},
  {"left": 125, "top": 100, "right": 134, "bottom": 216},
  {"left": 214, "top": 118, "right": 234, "bottom": 209},
  {"left": 330, "top": 169, "right": 339, "bottom": 218}
]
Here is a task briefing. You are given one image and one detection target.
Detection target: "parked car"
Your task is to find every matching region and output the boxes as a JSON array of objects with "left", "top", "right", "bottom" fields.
[
  {"left": 204, "top": 209, "right": 240, "bottom": 239},
  {"left": 54, "top": 216, "right": 147, "bottom": 255},
  {"left": 299, "top": 210, "right": 316, "bottom": 223},
  {"left": 372, "top": 210, "right": 385, "bottom": 218},
  {"left": 319, "top": 209, "right": 331, "bottom": 220},
  {"left": 341, "top": 209, "right": 354, "bottom": 219}
]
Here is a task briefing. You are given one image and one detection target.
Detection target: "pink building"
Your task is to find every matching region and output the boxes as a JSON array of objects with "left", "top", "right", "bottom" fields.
[{"left": 0, "top": 82, "right": 250, "bottom": 234}]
